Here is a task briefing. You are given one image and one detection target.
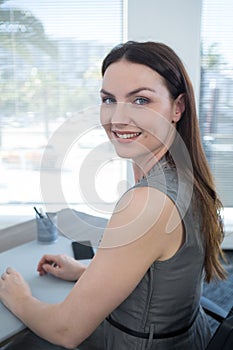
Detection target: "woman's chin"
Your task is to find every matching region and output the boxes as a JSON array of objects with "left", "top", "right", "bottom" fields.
[{"left": 114, "top": 150, "right": 132, "bottom": 159}]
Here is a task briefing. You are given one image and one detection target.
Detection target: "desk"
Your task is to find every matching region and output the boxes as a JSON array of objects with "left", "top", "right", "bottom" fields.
[{"left": 0, "top": 209, "right": 108, "bottom": 345}]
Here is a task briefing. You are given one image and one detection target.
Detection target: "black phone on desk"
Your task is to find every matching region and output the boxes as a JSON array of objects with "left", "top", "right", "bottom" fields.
[{"left": 72, "top": 240, "right": 95, "bottom": 260}]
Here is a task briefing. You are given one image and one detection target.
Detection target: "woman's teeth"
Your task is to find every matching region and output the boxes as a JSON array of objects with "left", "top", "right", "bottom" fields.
[{"left": 115, "top": 132, "right": 141, "bottom": 139}]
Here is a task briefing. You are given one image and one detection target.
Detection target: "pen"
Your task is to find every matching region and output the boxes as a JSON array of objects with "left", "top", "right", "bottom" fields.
[{"left": 33, "top": 206, "right": 44, "bottom": 219}]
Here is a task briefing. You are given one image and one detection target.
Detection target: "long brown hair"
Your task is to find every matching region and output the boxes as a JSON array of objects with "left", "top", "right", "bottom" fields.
[{"left": 101, "top": 41, "right": 226, "bottom": 282}]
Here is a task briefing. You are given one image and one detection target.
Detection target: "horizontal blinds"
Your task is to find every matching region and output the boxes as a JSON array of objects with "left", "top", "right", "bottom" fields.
[
  {"left": 200, "top": 0, "right": 233, "bottom": 207},
  {"left": 0, "top": 0, "right": 123, "bottom": 207}
]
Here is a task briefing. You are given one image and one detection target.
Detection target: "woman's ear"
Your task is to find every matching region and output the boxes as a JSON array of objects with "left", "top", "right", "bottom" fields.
[{"left": 173, "top": 93, "right": 185, "bottom": 122}]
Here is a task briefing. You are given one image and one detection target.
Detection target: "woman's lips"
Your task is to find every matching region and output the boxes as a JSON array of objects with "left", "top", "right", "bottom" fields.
[{"left": 112, "top": 130, "right": 142, "bottom": 141}]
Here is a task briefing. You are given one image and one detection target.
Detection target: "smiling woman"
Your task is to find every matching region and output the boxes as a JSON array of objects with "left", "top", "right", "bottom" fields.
[
  {"left": 0, "top": 41, "right": 226, "bottom": 350},
  {"left": 100, "top": 59, "right": 185, "bottom": 180}
]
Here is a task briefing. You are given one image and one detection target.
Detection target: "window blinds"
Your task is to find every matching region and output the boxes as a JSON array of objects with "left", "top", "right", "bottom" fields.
[
  {"left": 200, "top": 0, "right": 233, "bottom": 207},
  {"left": 0, "top": 0, "right": 124, "bottom": 208}
]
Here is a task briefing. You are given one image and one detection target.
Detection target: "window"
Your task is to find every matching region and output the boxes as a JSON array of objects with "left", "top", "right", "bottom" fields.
[
  {"left": 200, "top": 0, "right": 233, "bottom": 237},
  {"left": 0, "top": 0, "right": 125, "bottom": 226}
]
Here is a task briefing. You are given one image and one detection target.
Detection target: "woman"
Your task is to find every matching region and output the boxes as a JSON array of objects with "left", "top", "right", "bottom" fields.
[{"left": 0, "top": 41, "right": 226, "bottom": 350}]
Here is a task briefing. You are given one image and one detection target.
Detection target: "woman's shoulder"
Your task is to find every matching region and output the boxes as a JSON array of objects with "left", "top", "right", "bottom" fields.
[{"left": 101, "top": 185, "right": 183, "bottom": 258}]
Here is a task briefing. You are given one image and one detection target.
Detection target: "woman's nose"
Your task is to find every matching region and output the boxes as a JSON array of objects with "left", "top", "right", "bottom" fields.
[{"left": 110, "top": 102, "right": 131, "bottom": 124}]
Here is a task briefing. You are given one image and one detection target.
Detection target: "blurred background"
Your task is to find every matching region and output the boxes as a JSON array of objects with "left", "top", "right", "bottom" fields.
[{"left": 0, "top": 0, "right": 232, "bottom": 235}]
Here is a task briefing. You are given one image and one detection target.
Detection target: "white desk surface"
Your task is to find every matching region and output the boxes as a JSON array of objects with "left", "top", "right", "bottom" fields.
[{"left": 0, "top": 236, "right": 80, "bottom": 343}]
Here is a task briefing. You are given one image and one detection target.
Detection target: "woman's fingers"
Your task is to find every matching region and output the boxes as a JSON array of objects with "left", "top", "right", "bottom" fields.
[
  {"left": 37, "top": 254, "right": 58, "bottom": 274},
  {"left": 1, "top": 272, "right": 7, "bottom": 280},
  {"left": 41, "top": 262, "right": 60, "bottom": 276},
  {"left": 37, "top": 254, "right": 66, "bottom": 277},
  {"left": 1, "top": 267, "right": 14, "bottom": 280}
]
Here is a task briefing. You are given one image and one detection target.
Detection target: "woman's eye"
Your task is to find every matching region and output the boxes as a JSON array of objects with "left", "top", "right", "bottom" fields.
[
  {"left": 134, "top": 97, "right": 150, "bottom": 105},
  {"left": 102, "top": 97, "right": 116, "bottom": 104}
]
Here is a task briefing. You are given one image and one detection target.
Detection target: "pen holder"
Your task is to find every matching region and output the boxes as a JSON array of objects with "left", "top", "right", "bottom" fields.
[{"left": 36, "top": 212, "right": 58, "bottom": 244}]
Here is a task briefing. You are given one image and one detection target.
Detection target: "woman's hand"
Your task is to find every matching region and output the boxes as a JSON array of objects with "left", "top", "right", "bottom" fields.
[
  {"left": 0, "top": 267, "right": 31, "bottom": 312},
  {"left": 37, "top": 254, "right": 86, "bottom": 281}
]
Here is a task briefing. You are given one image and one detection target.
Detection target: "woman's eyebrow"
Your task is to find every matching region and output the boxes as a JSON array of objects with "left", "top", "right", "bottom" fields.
[
  {"left": 126, "top": 87, "right": 156, "bottom": 97},
  {"left": 100, "top": 87, "right": 156, "bottom": 97},
  {"left": 100, "top": 89, "right": 114, "bottom": 96}
]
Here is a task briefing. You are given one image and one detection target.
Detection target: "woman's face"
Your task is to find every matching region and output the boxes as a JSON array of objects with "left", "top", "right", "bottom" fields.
[{"left": 100, "top": 60, "right": 184, "bottom": 164}]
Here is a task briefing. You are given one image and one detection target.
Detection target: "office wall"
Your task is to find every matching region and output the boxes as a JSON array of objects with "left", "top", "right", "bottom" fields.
[{"left": 127, "top": 0, "right": 202, "bottom": 103}]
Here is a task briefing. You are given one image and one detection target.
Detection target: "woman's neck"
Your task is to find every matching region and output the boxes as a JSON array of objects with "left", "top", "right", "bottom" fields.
[{"left": 132, "top": 150, "right": 167, "bottom": 183}]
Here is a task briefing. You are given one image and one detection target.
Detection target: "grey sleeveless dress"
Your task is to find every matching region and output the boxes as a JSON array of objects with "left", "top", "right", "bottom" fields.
[{"left": 80, "top": 159, "right": 212, "bottom": 350}]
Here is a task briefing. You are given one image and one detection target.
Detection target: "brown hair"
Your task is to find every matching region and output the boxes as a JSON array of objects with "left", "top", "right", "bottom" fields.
[{"left": 102, "top": 41, "right": 226, "bottom": 282}]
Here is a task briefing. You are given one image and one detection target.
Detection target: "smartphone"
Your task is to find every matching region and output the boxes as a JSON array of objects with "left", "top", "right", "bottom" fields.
[{"left": 71, "top": 240, "right": 95, "bottom": 260}]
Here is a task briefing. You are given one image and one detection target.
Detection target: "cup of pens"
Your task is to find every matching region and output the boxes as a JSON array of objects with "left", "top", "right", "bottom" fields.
[{"left": 34, "top": 207, "right": 58, "bottom": 244}]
